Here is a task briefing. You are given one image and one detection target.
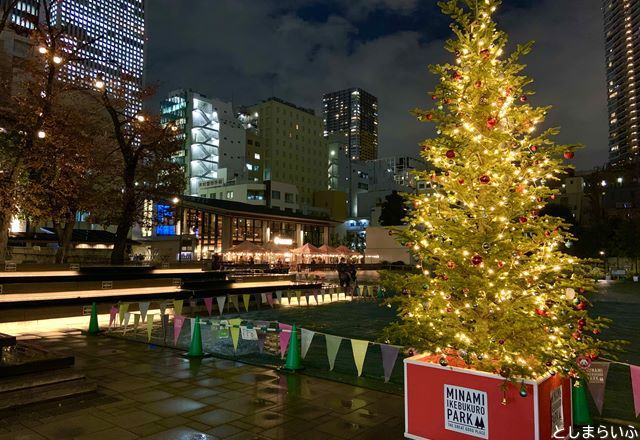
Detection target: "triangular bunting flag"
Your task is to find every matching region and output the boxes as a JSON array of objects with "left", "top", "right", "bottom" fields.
[
  {"left": 363, "top": 286, "right": 369, "bottom": 297},
  {"left": 242, "top": 294, "right": 251, "bottom": 312},
  {"left": 146, "top": 314, "right": 154, "bottom": 342},
  {"left": 380, "top": 344, "right": 400, "bottom": 383},
  {"left": 254, "top": 293, "right": 261, "bottom": 308},
  {"left": 305, "top": 291, "right": 310, "bottom": 306},
  {"left": 257, "top": 331, "right": 266, "bottom": 353},
  {"left": 229, "top": 295, "right": 240, "bottom": 312},
  {"left": 133, "top": 313, "right": 140, "bottom": 332},
  {"left": 276, "top": 291, "right": 282, "bottom": 303},
  {"left": 160, "top": 302, "right": 167, "bottom": 316},
  {"left": 123, "top": 312, "right": 131, "bottom": 334},
  {"left": 325, "top": 334, "right": 342, "bottom": 371},
  {"left": 204, "top": 297, "right": 213, "bottom": 316},
  {"left": 109, "top": 306, "right": 118, "bottom": 329},
  {"left": 585, "top": 361, "right": 610, "bottom": 414},
  {"left": 173, "top": 299, "right": 184, "bottom": 316},
  {"left": 173, "top": 315, "right": 185, "bottom": 346},
  {"left": 313, "top": 289, "right": 318, "bottom": 304},
  {"left": 301, "top": 328, "right": 315, "bottom": 359},
  {"left": 355, "top": 286, "right": 361, "bottom": 297},
  {"left": 631, "top": 365, "right": 640, "bottom": 417},
  {"left": 216, "top": 296, "right": 226, "bottom": 316},
  {"left": 351, "top": 339, "right": 369, "bottom": 377},
  {"left": 161, "top": 314, "right": 169, "bottom": 341},
  {"left": 295, "top": 290, "right": 302, "bottom": 305},
  {"left": 286, "top": 291, "right": 292, "bottom": 304},
  {"left": 138, "top": 302, "right": 150, "bottom": 323},
  {"left": 278, "top": 323, "right": 292, "bottom": 358},
  {"left": 118, "top": 303, "right": 129, "bottom": 325},
  {"left": 266, "top": 293, "right": 274, "bottom": 307},
  {"left": 261, "top": 293, "right": 267, "bottom": 304},
  {"left": 229, "top": 318, "right": 241, "bottom": 352}
]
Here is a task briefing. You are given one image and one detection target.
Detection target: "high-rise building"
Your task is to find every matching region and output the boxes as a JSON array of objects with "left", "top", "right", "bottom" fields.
[
  {"left": 161, "top": 89, "right": 246, "bottom": 196},
  {"left": 241, "top": 98, "right": 327, "bottom": 208},
  {"left": 604, "top": 0, "right": 640, "bottom": 167},
  {"left": 323, "top": 88, "right": 378, "bottom": 161},
  {"left": 1, "top": 0, "right": 40, "bottom": 30},
  {"left": 51, "top": 0, "right": 145, "bottom": 115}
]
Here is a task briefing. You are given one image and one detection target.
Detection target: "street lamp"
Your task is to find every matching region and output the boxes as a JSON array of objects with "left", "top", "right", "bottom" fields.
[
  {"left": 38, "top": 46, "right": 48, "bottom": 54},
  {"left": 136, "top": 114, "right": 145, "bottom": 123},
  {"left": 94, "top": 77, "right": 105, "bottom": 90},
  {"left": 37, "top": 130, "right": 46, "bottom": 139},
  {"left": 52, "top": 55, "right": 63, "bottom": 64}
]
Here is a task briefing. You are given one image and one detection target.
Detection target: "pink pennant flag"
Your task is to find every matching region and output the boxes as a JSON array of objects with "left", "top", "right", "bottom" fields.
[
  {"left": 266, "top": 293, "right": 274, "bottom": 308},
  {"left": 204, "top": 297, "right": 213, "bottom": 316},
  {"left": 278, "top": 323, "right": 292, "bottom": 358},
  {"left": 109, "top": 306, "right": 118, "bottom": 328},
  {"left": 631, "top": 365, "right": 640, "bottom": 417},
  {"left": 585, "top": 362, "right": 610, "bottom": 414},
  {"left": 173, "top": 315, "right": 185, "bottom": 346}
]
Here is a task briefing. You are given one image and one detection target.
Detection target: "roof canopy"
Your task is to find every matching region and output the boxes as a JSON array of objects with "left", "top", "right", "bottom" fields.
[{"left": 226, "top": 241, "right": 267, "bottom": 254}]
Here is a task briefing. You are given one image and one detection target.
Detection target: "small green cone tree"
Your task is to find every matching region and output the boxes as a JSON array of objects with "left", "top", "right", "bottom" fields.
[{"left": 384, "top": 0, "right": 619, "bottom": 380}]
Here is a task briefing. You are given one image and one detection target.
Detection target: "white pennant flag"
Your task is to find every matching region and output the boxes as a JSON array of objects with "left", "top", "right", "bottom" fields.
[
  {"left": 123, "top": 312, "right": 131, "bottom": 334},
  {"left": 276, "top": 291, "right": 283, "bottom": 303},
  {"left": 301, "top": 328, "right": 315, "bottom": 359},
  {"left": 216, "top": 296, "right": 226, "bottom": 316},
  {"left": 138, "top": 302, "right": 150, "bottom": 323}
]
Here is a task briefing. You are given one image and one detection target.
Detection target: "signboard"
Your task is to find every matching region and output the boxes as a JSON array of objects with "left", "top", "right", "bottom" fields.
[
  {"left": 240, "top": 326, "right": 258, "bottom": 340},
  {"left": 550, "top": 386, "right": 563, "bottom": 434},
  {"left": 444, "top": 384, "right": 488, "bottom": 439},
  {"left": 102, "top": 281, "right": 113, "bottom": 289}
]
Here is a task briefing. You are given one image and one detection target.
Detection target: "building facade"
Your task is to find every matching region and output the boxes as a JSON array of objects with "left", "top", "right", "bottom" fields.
[
  {"left": 198, "top": 179, "right": 299, "bottom": 212},
  {"left": 241, "top": 98, "right": 327, "bottom": 209},
  {"left": 49, "top": 0, "right": 145, "bottom": 115},
  {"left": 323, "top": 88, "right": 378, "bottom": 161},
  {"left": 604, "top": 0, "right": 640, "bottom": 166}
]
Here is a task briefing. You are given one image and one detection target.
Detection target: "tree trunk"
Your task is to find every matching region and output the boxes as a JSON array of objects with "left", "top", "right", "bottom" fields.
[
  {"left": 111, "top": 165, "right": 136, "bottom": 265},
  {"left": 54, "top": 220, "right": 75, "bottom": 264},
  {"left": 0, "top": 210, "right": 10, "bottom": 264}
]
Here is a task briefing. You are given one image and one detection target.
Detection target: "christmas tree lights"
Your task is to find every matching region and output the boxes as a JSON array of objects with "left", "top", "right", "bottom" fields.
[{"left": 385, "top": 0, "right": 620, "bottom": 381}]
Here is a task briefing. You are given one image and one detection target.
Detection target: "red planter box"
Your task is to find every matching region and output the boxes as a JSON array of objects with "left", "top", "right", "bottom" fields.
[{"left": 404, "top": 355, "right": 572, "bottom": 440}]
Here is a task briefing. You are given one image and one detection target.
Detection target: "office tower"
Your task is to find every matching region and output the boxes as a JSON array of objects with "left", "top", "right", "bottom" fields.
[
  {"left": 604, "top": 0, "right": 640, "bottom": 166},
  {"left": 161, "top": 89, "right": 246, "bottom": 196},
  {"left": 242, "top": 98, "right": 327, "bottom": 208},
  {"left": 1, "top": 0, "right": 39, "bottom": 30},
  {"left": 51, "top": 0, "right": 145, "bottom": 115},
  {"left": 323, "top": 88, "right": 378, "bottom": 161}
]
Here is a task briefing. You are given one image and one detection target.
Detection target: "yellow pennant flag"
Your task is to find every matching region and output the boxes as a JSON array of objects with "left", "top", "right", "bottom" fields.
[
  {"left": 229, "top": 318, "right": 241, "bottom": 351},
  {"left": 147, "top": 314, "right": 154, "bottom": 342},
  {"left": 242, "top": 294, "right": 250, "bottom": 312},
  {"left": 351, "top": 339, "right": 369, "bottom": 377},
  {"left": 173, "top": 299, "right": 183, "bottom": 316},
  {"left": 133, "top": 314, "right": 140, "bottom": 332},
  {"left": 118, "top": 303, "right": 129, "bottom": 325}
]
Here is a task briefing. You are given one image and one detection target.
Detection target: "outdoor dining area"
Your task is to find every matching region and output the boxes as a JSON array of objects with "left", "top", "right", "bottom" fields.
[{"left": 222, "top": 241, "right": 363, "bottom": 267}]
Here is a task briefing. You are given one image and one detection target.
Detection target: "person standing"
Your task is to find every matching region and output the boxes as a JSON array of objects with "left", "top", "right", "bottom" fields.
[{"left": 337, "top": 257, "right": 350, "bottom": 289}]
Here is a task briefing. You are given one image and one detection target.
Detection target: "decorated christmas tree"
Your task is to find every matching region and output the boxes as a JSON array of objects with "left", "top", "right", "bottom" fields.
[{"left": 385, "top": 0, "right": 619, "bottom": 381}]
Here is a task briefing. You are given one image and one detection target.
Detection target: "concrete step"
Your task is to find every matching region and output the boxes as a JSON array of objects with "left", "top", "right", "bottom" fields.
[
  {"left": 0, "top": 368, "right": 85, "bottom": 393},
  {"left": 0, "top": 375, "right": 97, "bottom": 410}
]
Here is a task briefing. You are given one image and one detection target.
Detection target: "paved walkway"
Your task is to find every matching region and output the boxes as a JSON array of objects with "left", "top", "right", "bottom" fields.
[{"left": 0, "top": 331, "right": 404, "bottom": 439}]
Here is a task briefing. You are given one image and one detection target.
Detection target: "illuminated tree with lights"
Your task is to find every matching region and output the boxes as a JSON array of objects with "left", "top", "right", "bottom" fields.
[{"left": 384, "top": 0, "right": 619, "bottom": 381}]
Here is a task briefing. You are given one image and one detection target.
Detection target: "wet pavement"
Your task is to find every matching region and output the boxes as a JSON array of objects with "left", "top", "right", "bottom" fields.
[{"left": 0, "top": 330, "right": 405, "bottom": 439}]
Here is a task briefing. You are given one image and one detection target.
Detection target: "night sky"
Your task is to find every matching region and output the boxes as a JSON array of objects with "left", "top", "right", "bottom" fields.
[{"left": 146, "top": 0, "right": 607, "bottom": 171}]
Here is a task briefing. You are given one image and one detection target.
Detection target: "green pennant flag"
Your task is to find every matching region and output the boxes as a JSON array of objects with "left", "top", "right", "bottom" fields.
[
  {"left": 351, "top": 339, "right": 369, "bottom": 377},
  {"left": 229, "top": 318, "right": 241, "bottom": 351},
  {"left": 173, "top": 299, "right": 184, "bottom": 316},
  {"left": 118, "top": 303, "right": 129, "bottom": 325},
  {"left": 325, "top": 334, "right": 342, "bottom": 371},
  {"left": 242, "top": 294, "right": 251, "bottom": 312},
  {"left": 146, "top": 314, "right": 154, "bottom": 342},
  {"left": 295, "top": 290, "right": 302, "bottom": 305},
  {"left": 133, "top": 313, "right": 140, "bottom": 332}
]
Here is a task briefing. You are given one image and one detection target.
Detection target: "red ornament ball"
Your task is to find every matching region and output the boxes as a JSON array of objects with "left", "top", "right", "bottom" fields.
[
  {"left": 474, "top": 80, "right": 483, "bottom": 88},
  {"left": 458, "top": 178, "right": 465, "bottom": 184},
  {"left": 535, "top": 308, "right": 547, "bottom": 317},
  {"left": 497, "top": 260, "right": 505, "bottom": 268},
  {"left": 529, "top": 145, "right": 538, "bottom": 152},
  {"left": 479, "top": 175, "right": 491, "bottom": 184},
  {"left": 519, "top": 95, "right": 528, "bottom": 103},
  {"left": 453, "top": 71, "right": 463, "bottom": 81},
  {"left": 519, "top": 216, "right": 528, "bottom": 224},
  {"left": 471, "top": 255, "right": 483, "bottom": 266},
  {"left": 480, "top": 48, "right": 491, "bottom": 59},
  {"left": 564, "top": 151, "right": 575, "bottom": 159},
  {"left": 486, "top": 116, "right": 498, "bottom": 129},
  {"left": 431, "top": 94, "right": 438, "bottom": 100},
  {"left": 447, "top": 261, "right": 456, "bottom": 269},
  {"left": 425, "top": 113, "right": 434, "bottom": 121},
  {"left": 445, "top": 150, "right": 456, "bottom": 159}
]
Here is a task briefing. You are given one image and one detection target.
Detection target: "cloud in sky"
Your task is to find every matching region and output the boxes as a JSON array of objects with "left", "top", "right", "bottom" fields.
[{"left": 146, "top": 0, "right": 607, "bottom": 170}]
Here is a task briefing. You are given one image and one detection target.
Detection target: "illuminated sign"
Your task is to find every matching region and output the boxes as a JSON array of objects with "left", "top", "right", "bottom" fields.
[{"left": 274, "top": 237, "right": 293, "bottom": 246}]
